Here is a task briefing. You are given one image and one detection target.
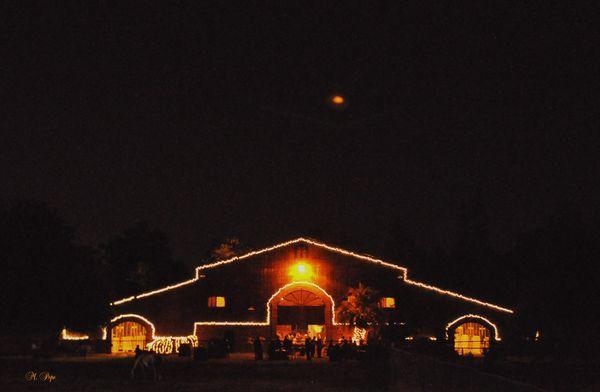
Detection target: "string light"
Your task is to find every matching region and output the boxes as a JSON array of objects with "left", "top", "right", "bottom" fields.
[
  {"left": 110, "top": 238, "right": 513, "bottom": 314},
  {"left": 60, "top": 328, "right": 89, "bottom": 340},
  {"left": 110, "top": 313, "right": 198, "bottom": 354},
  {"left": 403, "top": 275, "right": 513, "bottom": 314},
  {"left": 101, "top": 327, "right": 107, "bottom": 340},
  {"left": 352, "top": 327, "right": 367, "bottom": 344},
  {"left": 193, "top": 281, "right": 338, "bottom": 334},
  {"left": 445, "top": 314, "right": 501, "bottom": 341},
  {"left": 147, "top": 336, "right": 198, "bottom": 354},
  {"left": 111, "top": 278, "right": 198, "bottom": 306}
]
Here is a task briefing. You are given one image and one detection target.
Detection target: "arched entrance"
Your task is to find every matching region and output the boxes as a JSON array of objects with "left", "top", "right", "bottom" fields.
[
  {"left": 446, "top": 315, "right": 498, "bottom": 357},
  {"left": 453, "top": 321, "right": 490, "bottom": 356},
  {"left": 110, "top": 317, "right": 153, "bottom": 353},
  {"left": 270, "top": 283, "right": 333, "bottom": 339}
]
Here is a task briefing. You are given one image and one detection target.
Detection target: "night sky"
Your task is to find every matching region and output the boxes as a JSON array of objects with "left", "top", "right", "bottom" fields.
[{"left": 2, "top": 2, "right": 598, "bottom": 266}]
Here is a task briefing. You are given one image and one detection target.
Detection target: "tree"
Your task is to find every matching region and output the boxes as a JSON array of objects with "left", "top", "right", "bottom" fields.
[
  {"left": 509, "top": 204, "right": 600, "bottom": 344},
  {"left": 0, "top": 199, "right": 109, "bottom": 334},
  {"left": 335, "top": 283, "right": 385, "bottom": 329},
  {"left": 210, "top": 238, "right": 248, "bottom": 260},
  {"left": 101, "top": 222, "right": 188, "bottom": 299}
]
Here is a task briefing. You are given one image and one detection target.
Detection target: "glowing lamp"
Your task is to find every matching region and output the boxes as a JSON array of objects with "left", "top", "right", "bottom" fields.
[{"left": 290, "top": 262, "right": 313, "bottom": 281}]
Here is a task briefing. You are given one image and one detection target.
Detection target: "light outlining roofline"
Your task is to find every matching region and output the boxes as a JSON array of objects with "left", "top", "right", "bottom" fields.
[
  {"left": 402, "top": 272, "right": 513, "bottom": 313},
  {"left": 109, "top": 237, "right": 513, "bottom": 314},
  {"left": 111, "top": 278, "right": 198, "bottom": 306},
  {"left": 445, "top": 314, "right": 501, "bottom": 341},
  {"left": 195, "top": 237, "right": 407, "bottom": 276},
  {"left": 193, "top": 280, "right": 336, "bottom": 334}
]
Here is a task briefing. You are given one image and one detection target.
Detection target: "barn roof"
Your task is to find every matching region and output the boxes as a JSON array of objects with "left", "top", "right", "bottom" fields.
[{"left": 111, "top": 237, "right": 514, "bottom": 314}]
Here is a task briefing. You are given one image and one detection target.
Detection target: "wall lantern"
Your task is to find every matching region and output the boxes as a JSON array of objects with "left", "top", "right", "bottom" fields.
[{"left": 289, "top": 262, "right": 314, "bottom": 281}]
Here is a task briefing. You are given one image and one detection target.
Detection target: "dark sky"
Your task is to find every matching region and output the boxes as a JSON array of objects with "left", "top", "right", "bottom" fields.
[{"left": 1, "top": 2, "right": 598, "bottom": 265}]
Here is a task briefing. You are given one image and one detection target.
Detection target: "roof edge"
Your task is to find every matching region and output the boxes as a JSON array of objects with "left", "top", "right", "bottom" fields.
[{"left": 110, "top": 237, "right": 514, "bottom": 314}]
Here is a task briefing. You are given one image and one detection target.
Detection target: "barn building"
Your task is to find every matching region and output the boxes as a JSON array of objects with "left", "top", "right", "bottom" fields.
[{"left": 106, "top": 238, "right": 514, "bottom": 356}]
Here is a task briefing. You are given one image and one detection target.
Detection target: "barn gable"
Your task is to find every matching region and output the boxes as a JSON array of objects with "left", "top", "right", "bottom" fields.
[{"left": 111, "top": 237, "right": 513, "bottom": 315}]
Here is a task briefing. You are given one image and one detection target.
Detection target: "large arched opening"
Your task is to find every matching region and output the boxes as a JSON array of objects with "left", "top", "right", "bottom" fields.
[
  {"left": 269, "top": 282, "right": 334, "bottom": 339},
  {"left": 109, "top": 315, "right": 154, "bottom": 353},
  {"left": 445, "top": 314, "right": 499, "bottom": 357}
]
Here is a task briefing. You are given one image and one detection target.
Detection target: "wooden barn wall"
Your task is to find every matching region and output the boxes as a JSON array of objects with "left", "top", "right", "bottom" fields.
[{"left": 111, "top": 242, "right": 512, "bottom": 339}]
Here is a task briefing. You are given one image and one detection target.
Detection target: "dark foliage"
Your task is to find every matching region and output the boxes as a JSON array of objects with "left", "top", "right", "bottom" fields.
[
  {"left": 100, "top": 221, "right": 189, "bottom": 300},
  {"left": 0, "top": 200, "right": 109, "bottom": 334},
  {"left": 382, "top": 201, "right": 600, "bottom": 344}
]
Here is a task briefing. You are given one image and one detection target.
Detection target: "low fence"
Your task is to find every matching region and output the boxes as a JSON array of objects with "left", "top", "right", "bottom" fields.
[{"left": 388, "top": 348, "right": 545, "bottom": 392}]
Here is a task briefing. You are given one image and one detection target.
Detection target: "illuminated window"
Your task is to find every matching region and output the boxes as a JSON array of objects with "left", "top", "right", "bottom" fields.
[
  {"left": 379, "top": 297, "right": 395, "bottom": 308},
  {"left": 208, "top": 296, "right": 226, "bottom": 308}
]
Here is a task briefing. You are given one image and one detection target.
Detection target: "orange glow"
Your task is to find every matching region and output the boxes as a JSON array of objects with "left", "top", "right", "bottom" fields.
[
  {"left": 208, "top": 296, "right": 226, "bottom": 307},
  {"left": 352, "top": 327, "right": 367, "bottom": 344},
  {"left": 193, "top": 281, "right": 338, "bottom": 333},
  {"left": 331, "top": 95, "right": 345, "bottom": 105},
  {"left": 147, "top": 335, "right": 198, "bottom": 354},
  {"left": 453, "top": 322, "right": 490, "bottom": 357},
  {"left": 110, "top": 314, "right": 197, "bottom": 355},
  {"left": 289, "top": 262, "right": 313, "bottom": 281},
  {"left": 379, "top": 297, "right": 396, "bottom": 308},
  {"left": 111, "top": 237, "right": 513, "bottom": 314},
  {"left": 111, "top": 321, "right": 147, "bottom": 353}
]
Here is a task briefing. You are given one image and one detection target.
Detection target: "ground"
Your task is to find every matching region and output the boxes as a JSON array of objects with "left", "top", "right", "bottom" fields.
[{"left": 0, "top": 352, "right": 576, "bottom": 391}]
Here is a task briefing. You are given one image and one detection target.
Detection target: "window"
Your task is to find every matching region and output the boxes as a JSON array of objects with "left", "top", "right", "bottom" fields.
[
  {"left": 208, "top": 296, "right": 226, "bottom": 308},
  {"left": 379, "top": 297, "right": 395, "bottom": 308}
]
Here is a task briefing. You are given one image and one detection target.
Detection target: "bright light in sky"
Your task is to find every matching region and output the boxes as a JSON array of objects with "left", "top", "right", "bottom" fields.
[{"left": 331, "top": 95, "right": 345, "bottom": 105}]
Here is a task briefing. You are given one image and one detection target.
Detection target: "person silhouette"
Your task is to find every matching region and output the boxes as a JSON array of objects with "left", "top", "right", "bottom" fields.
[
  {"left": 305, "top": 336, "right": 314, "bottom": 361},
  {"left": 316, "top": 336, "right": 323, "bottom": 358},
  {"left": 253, "top": 336, "right": 263, "bottom": 360}
]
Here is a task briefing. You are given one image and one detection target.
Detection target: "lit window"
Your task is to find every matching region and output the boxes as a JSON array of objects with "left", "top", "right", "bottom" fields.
[
  {"left": 208, "top": 296, "right": 226, "bottom": 308},
  {"left": 379, "top": 297, "right": 395, "bottom": 308}
]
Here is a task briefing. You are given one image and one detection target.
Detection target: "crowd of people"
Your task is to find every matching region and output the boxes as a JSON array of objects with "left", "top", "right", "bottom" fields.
[{"left": 253, "top": 334, "right": 365, "bottom": 361}]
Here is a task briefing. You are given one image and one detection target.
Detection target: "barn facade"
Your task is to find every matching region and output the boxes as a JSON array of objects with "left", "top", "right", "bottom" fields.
[{"left": 107, "top": 238, "right": 514, "bottom": 356}]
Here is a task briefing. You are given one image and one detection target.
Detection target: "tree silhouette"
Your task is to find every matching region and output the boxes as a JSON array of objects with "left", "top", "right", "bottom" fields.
[
  {"left": 210, "top": 237, "right": 248, "bottom": 261},
  {"left": 100, "top": 222, "right": 188, "bottom": 299},
  {"left": 0, "top": 200, "right": 108, "bottom": 334},
  {"left": 335, "top": 283, "right": 385, "bottom": 329}
]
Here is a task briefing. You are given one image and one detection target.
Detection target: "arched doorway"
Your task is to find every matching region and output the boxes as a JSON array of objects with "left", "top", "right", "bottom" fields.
[
  {"left": 271, "top": 284, "right": 332, "bottom": 339},
  {"left": 110, "top": 320, "right": 151, "bottom": 353},
  {"left": 446, "top": 314, "right": 499, "bottom": 357},
  {"left": 453, "top": 321, "right": 491, "bottom": 356}
]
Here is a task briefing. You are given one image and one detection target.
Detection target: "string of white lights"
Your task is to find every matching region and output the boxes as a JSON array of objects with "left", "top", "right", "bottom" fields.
[
  {"left": 109, "top": 237, "right": 513, "bottom": 314},
  {"left": 445, "top": 314, "right": 501, "bottom": 341},
  {"left": 109, "top": 314, "right": 199, "bottom": 354}
]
